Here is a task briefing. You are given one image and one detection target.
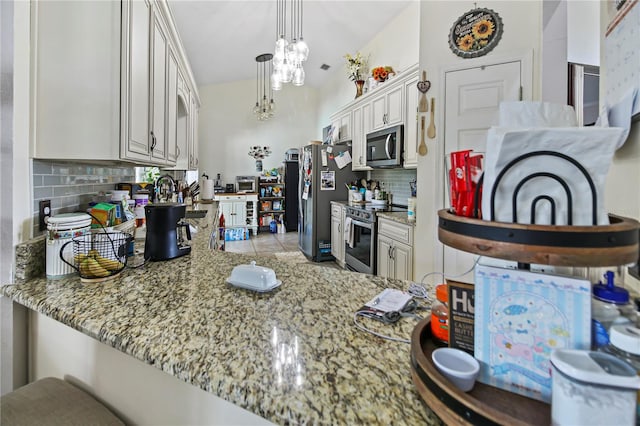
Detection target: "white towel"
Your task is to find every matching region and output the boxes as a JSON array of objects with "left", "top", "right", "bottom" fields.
[{"left": 344, "top": 217, "right": 354, "bottom": 248}]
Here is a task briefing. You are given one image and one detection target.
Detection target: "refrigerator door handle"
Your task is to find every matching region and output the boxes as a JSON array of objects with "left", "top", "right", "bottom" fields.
[
  {"left": 384, "top": 134, "right": 392, "bottom": 159},
  {"left": 298, "top": 162, "right": 304, "bottom": 224}
]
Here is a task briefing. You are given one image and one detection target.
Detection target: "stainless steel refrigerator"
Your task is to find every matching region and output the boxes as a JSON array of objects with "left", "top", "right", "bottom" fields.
[{"left": 298, "top": 144, "right": 364, "bottom": 261}]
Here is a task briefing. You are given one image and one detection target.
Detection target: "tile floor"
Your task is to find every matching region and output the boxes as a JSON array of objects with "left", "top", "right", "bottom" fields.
[
  {"left": 224, "top": 231, "right": 299, "bottom": 254},
  {"left": 224, "top": 231, "right": 342, "bottom": 269}
]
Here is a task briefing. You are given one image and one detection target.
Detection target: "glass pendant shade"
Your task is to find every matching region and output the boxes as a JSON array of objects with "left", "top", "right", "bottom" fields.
[
  {"left": 296, "top": 38, "right": 309, "bottom": 61},
  {"left": 292, "top": 65, "right": 305, "bottom": 86},
  {"left": 271, "top": 72, "right": 282, "bottom": 91},
  {"left": 273, "top": 0, "right": 308, "bottom": 87},
  {"left": 253, "top": 53, "right": 275, "bottom": 121},
  {"left": 275, "top": 36, "right": 288, "bottom": 52},
  {"left": 280, "top": 60, "right": 293, "bottom": 83}
]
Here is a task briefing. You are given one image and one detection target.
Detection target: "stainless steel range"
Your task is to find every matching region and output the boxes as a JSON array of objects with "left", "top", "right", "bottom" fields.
[{"left": 344, "top": 204, "right": 407, "bottom": 275}]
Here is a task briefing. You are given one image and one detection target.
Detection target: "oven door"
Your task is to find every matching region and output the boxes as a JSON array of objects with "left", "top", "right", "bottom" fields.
[{"left": 344, "top": 218, "right": 376, "bottom": 275}]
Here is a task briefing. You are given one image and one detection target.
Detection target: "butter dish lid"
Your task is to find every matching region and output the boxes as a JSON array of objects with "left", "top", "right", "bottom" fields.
[{"left": 227, "top": 261, "right": 280, "bottom": 291}]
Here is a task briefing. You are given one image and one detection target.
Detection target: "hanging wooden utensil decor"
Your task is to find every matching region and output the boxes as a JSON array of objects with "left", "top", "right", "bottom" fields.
[
  {"left": 419, "top": 116, "right": 428, "bottom": 156},
  {"left": 417, "top": 70, "right": 431, "bottom": 113},
  {"left": 427, "top": 98, "right": 436, "bottom": 139}
]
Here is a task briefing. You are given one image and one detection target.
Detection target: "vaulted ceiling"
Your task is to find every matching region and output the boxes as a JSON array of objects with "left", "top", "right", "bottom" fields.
[{"left": 169, "top": 0, "right": 413, "bottom": 88}]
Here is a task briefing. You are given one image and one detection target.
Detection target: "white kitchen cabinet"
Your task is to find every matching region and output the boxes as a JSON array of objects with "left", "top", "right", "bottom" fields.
[
  {"left": 164, "top": 70, "right": 193, "bottom": 171},
  {"left": 403, "top": 74, "right": 419, "bottom": 169},
  {"left": 330, "top": 203, "right": 346, "bottom": 266},
  {"left": 188, "top": 92, "right": 200, "bottom": 170},
  {"left": 165, "top": 46, "right": 178, "bottom": 165},
  {"left": 150, "top": 10, "right": 169, "bottom": 163},
  {"left": 351, "top": 103, "right": 372, "bottom": 171},
  {"left": 31, "top": 0, "right": 199, "bottom": 165},
  {"left": 371, "top": 85, "right": 403, "bottom": 131},
  {"left": 376, "top": 217, "right": 414, "bottom": 281},
  {"left": 215, "top": 194, "right": 258, "bottom": 234},
  {"left": 218, "top": 199, "right": 247, "bottom": 228},
  {"left": 329, "top": 109, "right": 352, "bottom": 144}
]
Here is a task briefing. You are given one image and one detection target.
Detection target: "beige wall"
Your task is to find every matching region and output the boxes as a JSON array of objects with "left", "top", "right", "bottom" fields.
[
  {"left": 197, "top": 80, "right": 318, "bottom": 184},
  {"left": 316, "top": 2, "right": 420, "bottom": 137},
  {"left": 600, "top": 1, "right": 640, "bottom": 289},
  {"left": 415, "top": 1, "right": 544, "bottom": 282}
]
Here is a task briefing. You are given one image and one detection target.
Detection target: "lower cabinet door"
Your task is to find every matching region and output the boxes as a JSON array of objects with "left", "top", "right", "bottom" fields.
[
  {"left": 393, "top": 241, "right": 413, "bottom": 281},
  {"left": 376, "top": 235, "right": 393, "bottom": 279},
  {"left": 331, "top": 214, "right": 343, "bottom": 262}
]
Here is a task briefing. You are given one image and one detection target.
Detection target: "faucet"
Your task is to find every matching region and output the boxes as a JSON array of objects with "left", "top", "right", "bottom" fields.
[{"left": 155, "top": 174, "right": 177, "bottom": 202}]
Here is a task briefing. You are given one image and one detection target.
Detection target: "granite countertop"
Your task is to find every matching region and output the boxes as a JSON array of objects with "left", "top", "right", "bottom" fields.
[
  {"left": 2, "top": 211, "right": 441, "bottom": 425},
  {"left": 377, "top": 211, "right": 415, "bottom": 226}
]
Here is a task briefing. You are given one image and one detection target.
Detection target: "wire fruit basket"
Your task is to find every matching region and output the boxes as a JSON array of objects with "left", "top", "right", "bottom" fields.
[{"left": 60, "top": 231, "right": 132, "bottom": 283}]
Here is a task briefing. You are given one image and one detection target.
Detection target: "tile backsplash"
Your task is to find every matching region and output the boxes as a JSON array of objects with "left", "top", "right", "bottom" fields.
[
  {"left": 369, "top": 169, "right": 417, "bottom": 206},
  {"left": 32, "top": 160, "right": 135, "bottom": 235}
]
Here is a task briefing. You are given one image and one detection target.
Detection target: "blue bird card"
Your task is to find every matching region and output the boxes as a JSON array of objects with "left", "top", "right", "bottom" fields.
[{"left": 474, "top": 265, "right": 591, "bottom": 403}]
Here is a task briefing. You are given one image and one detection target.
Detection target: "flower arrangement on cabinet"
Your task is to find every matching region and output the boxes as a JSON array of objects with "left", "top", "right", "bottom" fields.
[
  {"left": 371, "top": 66, "right": 395, "bottom": 82},
  {"left": 344, "top": 52, "right": 369, "bottom": 82},
  {"left": 248, "top": 146, "right": 272, "bottom": 160}
]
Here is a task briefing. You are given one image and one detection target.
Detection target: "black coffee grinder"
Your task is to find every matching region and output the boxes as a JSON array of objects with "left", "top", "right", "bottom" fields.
[{"left": 144, "top": 203, "right": 191, "bottom": 261}]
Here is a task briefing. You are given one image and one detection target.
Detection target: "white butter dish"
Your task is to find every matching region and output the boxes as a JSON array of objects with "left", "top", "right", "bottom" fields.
[{"left": 226, "top": 261, "right": 281, "bottom": 292}]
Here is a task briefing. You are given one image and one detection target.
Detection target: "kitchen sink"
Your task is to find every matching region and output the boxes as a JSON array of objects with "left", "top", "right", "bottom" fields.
[{"left": 184, "top": 210, "right": 208, "bottom": 219}]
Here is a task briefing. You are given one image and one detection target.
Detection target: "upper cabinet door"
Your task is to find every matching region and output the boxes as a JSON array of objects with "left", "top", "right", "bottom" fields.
[
  {"left": 121, "top": 0, "right": 152, "bottom": 161},
  {"left": 150, "top": 10, "right": 168, "bottom": 163},
  {"left": 403, "top": 75, "right": 419, "bottom": 169},
  {"left": 371, "top": 84, "right": 404, "bottom": 131},
  {"left": 385, "top": 85, "right": 403, "bottom": 126},
  {"left": 166, "top": 46, "right": 178, "bottom": 165},
  {"left": 371, "top": 95, "right": 387, "bottom": 130}
]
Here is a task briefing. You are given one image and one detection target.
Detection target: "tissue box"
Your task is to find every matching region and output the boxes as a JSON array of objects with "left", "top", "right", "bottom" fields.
[
  {"left": 474, "top": 265, "right": 591, "bottom": 403},
  {"left": 224, "top": 227, "right": 250, "bottom": 241}
]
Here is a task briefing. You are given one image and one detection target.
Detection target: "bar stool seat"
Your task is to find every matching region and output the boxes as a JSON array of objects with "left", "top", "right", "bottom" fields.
[{"left": 1, "top": 377, "right": 124, "bottom": 426}]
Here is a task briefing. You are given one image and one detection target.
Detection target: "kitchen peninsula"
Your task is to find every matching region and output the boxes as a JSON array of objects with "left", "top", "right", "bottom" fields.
[{"left": 1, "top": 208, "right": 440, "bottom": 425}]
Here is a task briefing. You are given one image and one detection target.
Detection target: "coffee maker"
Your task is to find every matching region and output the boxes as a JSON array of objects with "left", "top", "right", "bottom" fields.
[{"left": 144, "top": 204, "right": 191, "bottom": 261}]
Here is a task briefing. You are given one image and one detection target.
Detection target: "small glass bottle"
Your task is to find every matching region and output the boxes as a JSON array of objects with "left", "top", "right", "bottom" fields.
[
  {"left": 431, "top": 284, "right": 449, "bottom": 346},
  {"left": 592, "top": 271, "right": 634, "bottom": 348},
  {"left": 598, "top": 324, "right": 640, "bottom": 421},
  {"left": 218, "top": 213, "right": 225, "bottom": 251}
]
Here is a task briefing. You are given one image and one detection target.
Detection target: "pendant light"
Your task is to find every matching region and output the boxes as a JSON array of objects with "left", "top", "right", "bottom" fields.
[
  {"left": 272, "top": 0, "right": 308, "bottom": 89},
  {"left": 253, "top": 53, "right": 276, "bottom": 121}
]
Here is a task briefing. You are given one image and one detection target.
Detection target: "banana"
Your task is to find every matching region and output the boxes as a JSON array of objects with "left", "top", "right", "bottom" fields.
[
  {"left": 74, "top": 253, "right": 88, "bottom": 263},
  {"left": 79, "top": 257, "right": 111, "bottom": 278},
  {"left": 94, "top": 255, "right": 124, "bottom": 272}
]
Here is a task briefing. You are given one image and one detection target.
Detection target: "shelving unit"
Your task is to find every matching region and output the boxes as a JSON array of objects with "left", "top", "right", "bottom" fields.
[
  {"left": 410, "top": 209, "right": 640, "bottom": 425},
  {"left": 258, "top": 177, "right": 285, "bottom": 232}
]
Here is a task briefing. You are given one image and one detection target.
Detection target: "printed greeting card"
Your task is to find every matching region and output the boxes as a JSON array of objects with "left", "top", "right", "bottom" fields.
[{"left": 474, "top": 265, "right": 591, "bottom": 403}]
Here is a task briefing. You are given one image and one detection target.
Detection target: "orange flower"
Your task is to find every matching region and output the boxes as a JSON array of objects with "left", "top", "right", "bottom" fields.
[{"left": 458, "top": 34, "right": 475, "bottom": 51}]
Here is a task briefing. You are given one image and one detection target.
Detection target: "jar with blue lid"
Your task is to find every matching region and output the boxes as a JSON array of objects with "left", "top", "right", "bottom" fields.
[{"left": 592, "top": 271, "right": 636, "bottom": 349}]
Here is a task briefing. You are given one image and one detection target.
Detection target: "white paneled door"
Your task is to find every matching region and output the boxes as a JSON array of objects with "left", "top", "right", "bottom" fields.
[{"left": 442, "top": 60, "right": 523, "bottom": 279}]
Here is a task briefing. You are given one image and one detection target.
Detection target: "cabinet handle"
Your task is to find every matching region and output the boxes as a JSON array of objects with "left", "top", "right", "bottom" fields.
[
  {"left": 388, "top": 245, "right": 392, "bottom": 259},
  {"left": 176, "top": 146, "right": 181, "bottom": 158},
  {"left": 150, "top": 131, "right": 157, "bottom": 151}
]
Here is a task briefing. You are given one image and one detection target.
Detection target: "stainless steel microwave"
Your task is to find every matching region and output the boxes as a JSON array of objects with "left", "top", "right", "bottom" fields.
[
  {"left": 366, "top": 125, "right": 404, "bottom": 168},
  {"left": 236, "top": 176, "right": 257, "bottom": 193}
]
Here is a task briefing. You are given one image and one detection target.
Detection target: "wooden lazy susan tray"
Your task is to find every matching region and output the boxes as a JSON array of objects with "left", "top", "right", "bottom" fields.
[
  {"left": 437, "top": 209, "right": 640, "bottom": 267},
  {"left": 410, "top": 318, "right": 550, "bottom": 426}
]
